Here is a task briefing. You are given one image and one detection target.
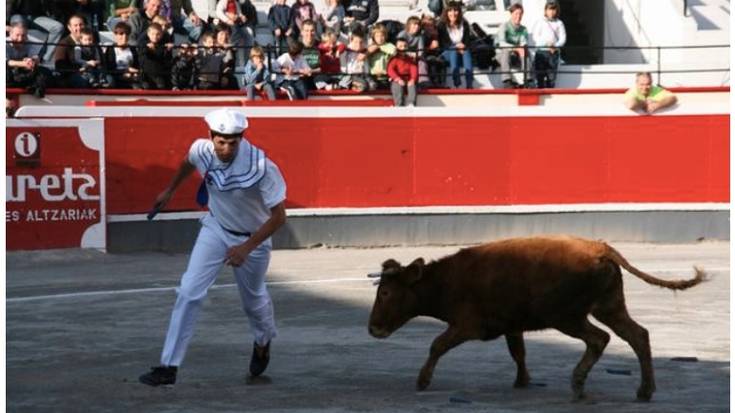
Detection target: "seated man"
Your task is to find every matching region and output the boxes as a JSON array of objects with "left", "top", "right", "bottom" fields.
[
  {"left": 624, "top": 72, "right": 678, "bottom": 114},
  {"left": 6, "top": 22, "right": 51, "bottom": 97}
]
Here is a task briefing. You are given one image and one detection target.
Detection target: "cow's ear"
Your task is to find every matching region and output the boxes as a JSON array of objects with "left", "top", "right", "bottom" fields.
[
  {"left": 403, "top": 258, "right": 425, "bottom": 284},
  {"left": 382, "top": 259, "right": 401, "bottom": 272}
]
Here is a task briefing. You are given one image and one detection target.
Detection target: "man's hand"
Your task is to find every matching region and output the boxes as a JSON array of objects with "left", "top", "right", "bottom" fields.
[
  {"left": 225, "top": 244, "right": 251, "bottom": 267},
  {"left": 189, "top": 12, "right": 202, "bottom": 25}
]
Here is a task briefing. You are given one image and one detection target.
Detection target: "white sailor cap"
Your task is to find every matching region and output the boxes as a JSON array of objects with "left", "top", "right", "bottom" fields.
[{"left": 204, "top": 108, "right": 249, "bottom": 135}]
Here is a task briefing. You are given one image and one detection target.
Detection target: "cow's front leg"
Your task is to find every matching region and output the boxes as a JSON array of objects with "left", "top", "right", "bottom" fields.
[{"left": 417, "top": 327, "right": 468, "bottom": 390}]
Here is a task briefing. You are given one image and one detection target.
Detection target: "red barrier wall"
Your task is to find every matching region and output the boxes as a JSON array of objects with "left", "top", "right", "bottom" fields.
[{"left": 104, "top": 114, "right": 729, "bottom": 214}]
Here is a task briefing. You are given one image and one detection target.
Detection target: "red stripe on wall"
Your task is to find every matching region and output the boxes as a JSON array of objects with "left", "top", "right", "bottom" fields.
[{"left": 104, "top": 115, "right": 729, "bottom": 214}]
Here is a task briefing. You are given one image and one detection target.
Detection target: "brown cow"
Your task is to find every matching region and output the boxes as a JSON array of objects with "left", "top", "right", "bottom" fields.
[{"left": 367, "top": 235, "right": 706, "bottom": 401}]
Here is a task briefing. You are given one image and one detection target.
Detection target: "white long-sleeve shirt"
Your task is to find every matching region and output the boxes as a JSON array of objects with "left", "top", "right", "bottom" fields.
[{"left": 530, "top": 17, "right": 566, "bottom": 50}]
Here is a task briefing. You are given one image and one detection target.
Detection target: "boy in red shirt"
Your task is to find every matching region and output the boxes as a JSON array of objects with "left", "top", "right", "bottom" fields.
[{"left": 387, "top": 36, "right": 418, "bottom": 106}]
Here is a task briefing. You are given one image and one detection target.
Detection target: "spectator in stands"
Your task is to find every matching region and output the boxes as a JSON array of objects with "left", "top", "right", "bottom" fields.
[
  {"left": 8, "top": 1, "right": 65, "bottom": 66},
  {"left": 387, "top": 36, "right": 418, "bottom": 107},
  {"left": 196, "top": 31, "right": 225, "bottom": 89},
  {"left": 215, "top": 25, "right": 238, "bottom": 88},
  {"left": 437, "top": 2, "right": 473, "bottom": 89},
  {"left": 268, "top": 0, "right": 292, "bottom": 56},
  {"left": 496, "top": 2, "right": 528, "bottom": 88},
  {"left": 397, "top": 16, "right": 424, "bottom": 60},
  {"left": 342, "top": 0, "right": 378, "bottom": 36},
  {"left": 274, "top": 38, "right": 310, "bottom": 99},
  {"left": 215, "top": 0, "right": 258, "bottom": 66},
  {"left": 530, "top": 0, "right": 565, "bottom": 88},
  {"left": 419, "top": 14, "right": 445, "bottom": 87},
  {"left": 298, "top": 19, "right": 322, "bottom": 90},
  {"left": 290, "top": 0, "right": 318, "bottom": 40},
  {"left": 320, "top": 0, "right": 345, "bottom": 38},
  {"left": 171, "top": 43, "right": 198, "bottom": 89},
  {"left": 6, "top": 22, "right": 51, "bottom": 98},
  {"left": 316, "top": 27, "right": 345, "bottom": 90},
  {"left": 105, "top": 0, "right": 139, "bottom": 31},
  {"left": 150, "top": 14, "right": 175, "bottom": 45},
  {"left": 169, "top": 0, "right": 204, "bottom": 43},
  {"left": 104, "top": 21, "right": 141, "bottom": 88},
  {"left": 338, "top": 30, "right": 369, "bottom": 92},
  {"left": 54, "top": 14, "right": 92, "bottom": 87},
  {"left": 366, "top": 23, "right": 396, "bottom": 89},
  {"left": 140, "top": 22, "right": 173, "bottom": 89},
  {"left": 74, "top": 27, "right": 111, "bottom": 88},
  {"left": 624, "top": 72, "right": 678, "bottom": 114},
  {"left": 242, "top": 45, "right": 276, "bottom": 99},
  {"left": 128, "top": 0, "right": 161, "bottom": 45}
]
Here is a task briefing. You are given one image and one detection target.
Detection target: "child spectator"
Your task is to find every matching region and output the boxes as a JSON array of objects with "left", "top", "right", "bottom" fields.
[
  {"left": 196, "top": 32, "right": 225, "bottom": 90},
  {"left": 151, "top": 14, "right": 175, "bottom": 46},
  {"left": 316, "top": 28, "right": 345, "bottom": 90},
  {"left": 104, "top": 21, "right": 141, "bottom": 88},
  {"left": 290, "top": 0, "right": 318, "bottom": 40},
  {"left": 338, "top": 31, "right": 370, "bottom": 92},
  {"left": 366, "top": 23, "right": 396, "bottom": 89},
  {"left": 496, "top": 2, "right": 529, "bottom": 88},
  {"left": 387, "top": 36, "right": 418, "bottom": 106},
  {"left": 140, "top": 22, "right": 173, "bottom": 89},
  {"left": 268, "top": 0, "right": 292, "bottom": 56},
  {"left": 74, "top": 28, "right": 110, "bottom": 88},
  {"left": 320, "top": 0, "right": 345, "bottom": 37},
  {"left": 274, "top": 39, "right": 310, "bottom": 100},
  {"left": 215, "top": 25, "right": 238, "bottom": 89},
  {"left": 6, "top": 22, "right": 51, "bottom": 98},
  {"left": 171, "top": 43, "right": 198, "bottom": 90},
  {"left": 242, "top": 46, "right": 277, "bottom": 100},
  {"left": 437, "top": 1, "right": 473, "bottom": 89},
  {"left": 397, "top": 16, "right": 425, "bottom": 60},
  {"left": 530, "top": 0, "right": 566, "bottom": 88}
]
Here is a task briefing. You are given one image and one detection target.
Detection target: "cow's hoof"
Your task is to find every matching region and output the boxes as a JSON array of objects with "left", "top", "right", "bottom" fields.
[
  {"left": 636, "top": 387, "right": 653, "bottom": 402},
  {"left": 513, "top": 375, "right": 530, "bottom": 388},
  {"left": 416, "top": 376, "right": 431, "bottom": 391}
]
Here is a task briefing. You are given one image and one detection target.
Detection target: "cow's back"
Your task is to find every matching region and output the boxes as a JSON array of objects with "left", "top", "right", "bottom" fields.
[{"left": 441, "top": 236, "right": 618, "bottom": 332}]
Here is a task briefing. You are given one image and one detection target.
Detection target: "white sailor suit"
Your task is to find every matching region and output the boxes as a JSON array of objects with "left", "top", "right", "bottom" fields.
[{"left": 160, "top": 137, "right": 286, "bottom": 367}]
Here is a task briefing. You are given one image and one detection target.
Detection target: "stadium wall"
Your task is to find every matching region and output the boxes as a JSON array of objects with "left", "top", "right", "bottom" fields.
[{"left": 7, "top": 100, "right": 730, "bottom": 252}]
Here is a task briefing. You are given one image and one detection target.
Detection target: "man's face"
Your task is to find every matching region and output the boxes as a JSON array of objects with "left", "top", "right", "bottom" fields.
[
  {"left": 9, "top": 26, "right": 27, "bottom": 44},
  {"left": 636, "top": 75, "right": 652, "bottom": 96},
  {"left": 301, "top": 24, "right": 316, "bottom": 45},
  {"left": 68, "top": 17, "right": 85, "bottom": 39},
  {"left": 510, "top": 8, "right": 523, "bottom": 26},
  {"left": 212, "top": 134, "right": 240, "bottom": 162},
  {"left": 146, "top": 0, "right": 162, "bottom": 15}
]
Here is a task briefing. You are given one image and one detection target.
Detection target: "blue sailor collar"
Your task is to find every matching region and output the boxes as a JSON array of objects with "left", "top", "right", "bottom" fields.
[{"left": 200, "top": 138, "right": 266, "bottom": 191}]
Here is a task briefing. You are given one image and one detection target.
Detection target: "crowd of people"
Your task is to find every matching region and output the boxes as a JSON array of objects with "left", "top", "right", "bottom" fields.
[{"left": 6, "top": 0, "right": 677, "bottom": 112}]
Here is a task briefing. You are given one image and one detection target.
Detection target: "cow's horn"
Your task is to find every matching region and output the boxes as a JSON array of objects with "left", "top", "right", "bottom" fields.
[{"left": 367, "top": 272, "right": 382, "bottom": 278}]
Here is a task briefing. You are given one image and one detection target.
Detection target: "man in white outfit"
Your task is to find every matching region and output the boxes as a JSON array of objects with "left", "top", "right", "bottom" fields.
[{"left": 140, "top": 108, "right": 287, "bottom": 386}]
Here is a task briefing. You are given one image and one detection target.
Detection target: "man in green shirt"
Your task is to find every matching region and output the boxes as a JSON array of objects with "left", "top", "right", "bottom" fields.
[{"left": 624, "top": 72, "right": 677, "bottom": 114}]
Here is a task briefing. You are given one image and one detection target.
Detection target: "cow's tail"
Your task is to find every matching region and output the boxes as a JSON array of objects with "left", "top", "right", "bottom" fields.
[{"left": 604, "top": 244, "right": 707, "bottom": 290}]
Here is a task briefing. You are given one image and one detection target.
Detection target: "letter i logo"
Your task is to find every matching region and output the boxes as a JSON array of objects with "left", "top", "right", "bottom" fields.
[{"left": 14, "top": 132, "right": 41, "bottom": 167}]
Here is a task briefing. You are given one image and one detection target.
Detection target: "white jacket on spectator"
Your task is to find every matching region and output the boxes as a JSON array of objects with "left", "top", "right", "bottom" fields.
[
  {"left": 215, "top": 0, "right": 245, "bottom": 23},
  {"left": 530, "top": 17, "right": 566, "bottom": 51}
]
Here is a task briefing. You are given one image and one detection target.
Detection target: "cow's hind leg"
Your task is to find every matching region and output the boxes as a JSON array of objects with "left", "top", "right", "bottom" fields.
[
  {"left": 505, "top": 333, "right": 530, "bottom": 388},
  {"left": 417, "top": 327, "right": 470, "bottom": 391},
  {"left": 593, "top": 304, "right": 655, "bottom": 401},
  {"left": 556, "top": 319, "right": 610, "bottom": 400}
]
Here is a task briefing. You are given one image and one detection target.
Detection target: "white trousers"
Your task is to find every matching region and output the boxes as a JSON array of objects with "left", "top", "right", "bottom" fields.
[{"left": 160, "top": 214, "right": 277, "bottom": 367}]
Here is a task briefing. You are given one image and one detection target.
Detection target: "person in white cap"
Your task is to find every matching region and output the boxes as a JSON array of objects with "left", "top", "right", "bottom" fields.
[{"left": 139, "top": 108, "right": 287, "bottom": 386}]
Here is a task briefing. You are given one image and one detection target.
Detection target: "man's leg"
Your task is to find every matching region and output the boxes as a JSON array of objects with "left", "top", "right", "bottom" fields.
[{"left": 32, "top": 16, "right": 64, "bottom": 65}]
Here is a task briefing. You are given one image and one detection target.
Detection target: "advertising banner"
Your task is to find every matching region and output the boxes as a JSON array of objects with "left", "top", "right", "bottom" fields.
[{"left": 6, "top": 119, "right": 106, "bottom": 250}]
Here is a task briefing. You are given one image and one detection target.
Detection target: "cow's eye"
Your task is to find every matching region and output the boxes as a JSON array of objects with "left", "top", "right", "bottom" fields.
[{"left": 379, "top": 288, "right": 390, "bottom": 298}]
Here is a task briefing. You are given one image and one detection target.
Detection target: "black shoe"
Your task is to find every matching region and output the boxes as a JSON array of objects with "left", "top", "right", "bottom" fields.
[
  {"left": 249, "top": 341, "right": 270, "bottom": 377},
  {"left": 139, "top": 365, "right": 177, "bottom": 386}
]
